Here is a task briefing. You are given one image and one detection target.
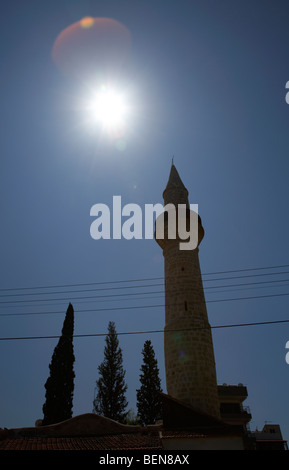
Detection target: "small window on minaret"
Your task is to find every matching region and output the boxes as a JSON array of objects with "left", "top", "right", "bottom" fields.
[
  {"left": 184, "top": 301, "right": 188, "bottom": 311},
  {"left": 181, "top": 267, "right": 184, "bottom": 271}
]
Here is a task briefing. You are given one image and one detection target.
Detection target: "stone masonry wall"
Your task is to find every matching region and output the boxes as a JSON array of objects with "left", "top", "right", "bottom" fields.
[{"left": 162, "top": 238, "right": 221, "bottom": 419}]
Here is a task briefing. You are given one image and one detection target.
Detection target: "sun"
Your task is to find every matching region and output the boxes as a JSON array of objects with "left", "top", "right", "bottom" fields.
[{"left": 87, "top": 86, "right": 127, "bottom": 133}]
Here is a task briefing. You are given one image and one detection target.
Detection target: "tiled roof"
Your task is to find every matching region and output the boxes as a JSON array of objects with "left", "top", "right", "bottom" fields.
[
  {"left": 0, "top": 433, "right": 162, "bottom": 451},
  {"left": 0, "top": 413, "right": 163, "bottom": 451}
]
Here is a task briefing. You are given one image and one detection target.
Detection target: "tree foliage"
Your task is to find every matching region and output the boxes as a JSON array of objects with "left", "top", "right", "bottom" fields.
[
  {"left": 42, "top": 303, "right": 75, "bottom": 425},
  {"left": 136, "top": 340, "right": 163, "bottom": 425},
  {"left": 124, "top": 409, "right": 140, "bottom": 425},
  {"left": 93, "top": 321, "right": 128, "bottom": 423}
]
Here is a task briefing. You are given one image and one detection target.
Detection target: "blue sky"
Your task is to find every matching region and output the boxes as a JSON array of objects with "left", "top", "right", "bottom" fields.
[{"left": 1, "top": 0, "right": 289, "bottom": 443}]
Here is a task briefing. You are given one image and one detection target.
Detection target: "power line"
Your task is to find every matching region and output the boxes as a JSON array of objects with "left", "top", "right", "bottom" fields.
[
  {"left": 0, "top": 303, "right": 165, "bottom": 317},
  {"left": 0, "top": 318, "right": 288, "bottom": 341},
  {"left": 203, "top": 271, "right": 289, "bottom": 283},
  {"left": 0, "top": 277, "right": 164, "bottom": 293},
  {"left": 206, "top": 291, "right": 289, "bottom": 304},
  {"left": 0, "top": 285, "right": 165, "bottom": 304},
  {"left": 203, "top": 264, "right": 289, "bottom": 276},
  {"left": 205, "top": 278, "right": 289, "bottom": 290},
  {"left": 0, "top": 263, "right": 289, "bottom": 293},
  {"left": 1, "top": 276, "right": 289, "bottom": 307},
  {"left": 1, "top": 270, "right": 289, "bottom": 307},
  {"left": 0, "top": 291, "right": 289, "bottom": 317}
]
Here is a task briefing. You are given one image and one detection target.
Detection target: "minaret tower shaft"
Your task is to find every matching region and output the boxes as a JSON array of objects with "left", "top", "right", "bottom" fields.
[{"left": 155, "top": 164, "right": 220, "bottom": 419}]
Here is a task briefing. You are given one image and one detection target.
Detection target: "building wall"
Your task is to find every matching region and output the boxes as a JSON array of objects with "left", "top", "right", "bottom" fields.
[
  {"left": 161, "top": 227, "right": 220, "bottom": 419},
  {"left": 162, "top": 436, "right": 244, "bottom": 450}
]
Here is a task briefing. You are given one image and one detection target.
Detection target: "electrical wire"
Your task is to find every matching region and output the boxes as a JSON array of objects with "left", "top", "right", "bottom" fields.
[
  {"left": 0, "top": 285, "right": 165, "bottom": 304},
  {"left": 1, "top": 277, "right": 289, "bottom": 307},
  {"left": 0, "top": 263, "right": 288, "bottom": 347},
  {"left": 1, "top": 318, "right": 289, "bottom": 341},
  {"left": 0, "top": 291, "right": 289, "bottom": 317},
  {"left": 1, "top": 267, "right": 289, "bottom": 308},
  {"left": 0, "top": 263, "right": 289, "bottom": 293}
]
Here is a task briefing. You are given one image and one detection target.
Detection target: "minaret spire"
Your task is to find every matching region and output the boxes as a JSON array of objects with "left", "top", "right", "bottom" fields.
[
  {"left": 163, "top": 162, "right": 189, "bottom": 208},
  {"left": 155, "top": 163, "right": 220, "bottom": 419}
]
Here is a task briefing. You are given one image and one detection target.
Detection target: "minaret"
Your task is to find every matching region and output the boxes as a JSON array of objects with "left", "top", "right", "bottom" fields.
[{"left": 155, "top": 163, "right": 220, "bottom": 419}]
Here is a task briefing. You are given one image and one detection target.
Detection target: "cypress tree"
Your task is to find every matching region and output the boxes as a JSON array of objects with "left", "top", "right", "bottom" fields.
[
  {"left": 136, "top": 340, "right": 163, "bottom": 425},
  {"left": 93, "top": 321, "right": 128, "bottom": 423},
  {"left": 42, "top": 303, "right": 75, "bottom": 425}
]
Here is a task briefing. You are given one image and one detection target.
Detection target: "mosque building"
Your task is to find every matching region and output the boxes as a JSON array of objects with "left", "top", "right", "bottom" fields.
[{"left": 0, "top": 163, "right": 286, "bottom": 451}]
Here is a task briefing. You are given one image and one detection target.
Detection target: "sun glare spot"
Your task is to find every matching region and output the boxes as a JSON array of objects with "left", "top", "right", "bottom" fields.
[{"left": 87, "top": 87, "right": 127, "bottom": 133}]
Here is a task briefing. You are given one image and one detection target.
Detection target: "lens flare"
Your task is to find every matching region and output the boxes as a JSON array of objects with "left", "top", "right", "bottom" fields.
[
  {"left": 115, "top": 138, "right": 127, "bottom": 151},
  {"left": 173, "top": 332, "right": 183, "bottom": 344},
  {"left": 80, "top": 17, "right": 94, "bottom": 29},
  {"left": 51, "top": 17, "right": 131, "bottom": 80},
  {"left": 178, "top": 349, "right": 188, "bottom": 362}
]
